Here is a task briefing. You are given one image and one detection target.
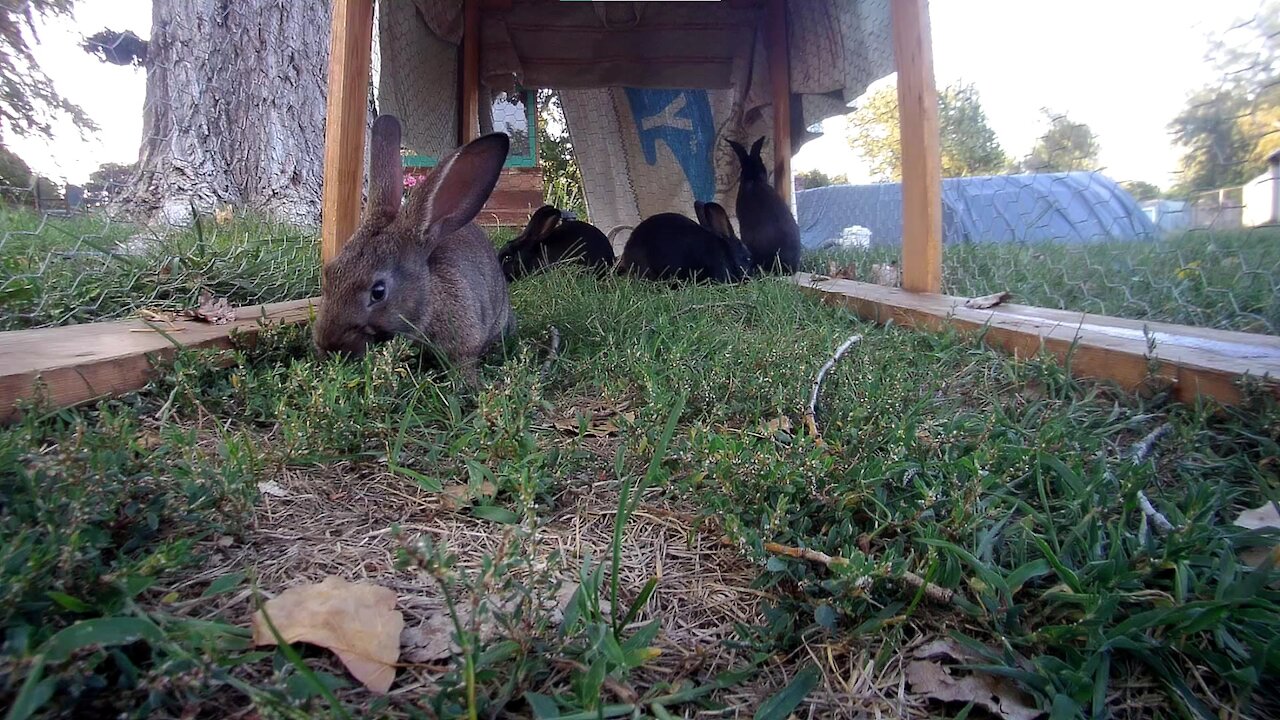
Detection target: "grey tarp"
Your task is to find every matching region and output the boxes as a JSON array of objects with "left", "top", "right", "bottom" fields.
[{"left": 796, "top": 172, "right": 1160, "bottom": 249}]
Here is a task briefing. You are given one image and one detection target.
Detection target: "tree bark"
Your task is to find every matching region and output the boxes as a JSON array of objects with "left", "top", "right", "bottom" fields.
[{"left": 125, "top": 0, "right": 330, "bottom": 226}]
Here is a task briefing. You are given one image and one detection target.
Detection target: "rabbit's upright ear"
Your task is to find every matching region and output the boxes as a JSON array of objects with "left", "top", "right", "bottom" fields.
[
  {"left": 726, "top": 139, "right": 750, "bottom": 167},
  {"left": 750, "top": 137, "right": 765, "bottom": 159},
  {"left": 408, "top": 132, "right": 510, "bottom": 247},
  {"left": 523, "top": 205, "right": 562, "bottom": 243},
  {"left": 693, "top": 200, "right": 708, "bottom": 229},
  {"left": 366, "top": 115, "right": 404, "bottom": 223},
  {"left": 703, "top": 202, "right": 736, "bottom": 239}
]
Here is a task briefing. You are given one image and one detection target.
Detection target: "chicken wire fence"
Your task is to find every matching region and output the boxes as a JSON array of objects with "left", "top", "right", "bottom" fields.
[
  {"left": 0, "top": 182, "right": 321, "bottom": 333},
  {"left": 1, "top": 3, "right": 1277, "bottom": 338}
]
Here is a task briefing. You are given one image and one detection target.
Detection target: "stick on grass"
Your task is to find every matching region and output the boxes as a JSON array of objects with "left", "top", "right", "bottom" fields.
[{"left": 804, "top": 333, "right": 863, "bottom": 440}]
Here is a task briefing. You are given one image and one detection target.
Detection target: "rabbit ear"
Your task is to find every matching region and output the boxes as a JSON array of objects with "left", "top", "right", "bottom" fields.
[
  {"left": 703, "top": 202, "right": 736, "bottom": 239},
  {"left": 693, "top": 200, "right": 708, "bottom": 229},
  {"left": 750, "top": 137, "right": 765, "bottom": 159},
  {"left": 523, "top": 205, "right": 562, "bottom": 243},
  {"left": 726, "top": 139, "right": 750, "bottom": 167},
  {"left": 366, "top": 115, "right": 404, "bottom": 222},
  {"left": 405, "top": 132, "right": 510, "bottom": 247}
]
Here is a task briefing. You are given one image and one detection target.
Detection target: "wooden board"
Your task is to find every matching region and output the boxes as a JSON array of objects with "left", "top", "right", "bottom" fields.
[
  {"left": 765, "top": 0, "right": 793, "bottom": 208},
  {"left": 460, "top": 0, "right": 481, "bottom": 144},
  {"left": 320, "top": 0, "right": 376, "bottom": 265},
  {"left": 890, "top": 0, "right": 942, "bottom": 294},
  {"left": 797, "top": 274, "right": 1280, "bottom": 405},
  {"left": 0, "top": 299, "right": 318, "bottom": 424}
]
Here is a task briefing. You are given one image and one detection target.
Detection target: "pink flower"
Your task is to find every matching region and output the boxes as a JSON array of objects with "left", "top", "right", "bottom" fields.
[{"left": 403, "top": 174, "right": 422, "bottom": 189}]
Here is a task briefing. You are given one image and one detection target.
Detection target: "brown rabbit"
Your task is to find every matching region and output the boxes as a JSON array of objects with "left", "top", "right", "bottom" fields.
[{"left": 313, "top": 115, "right": 514, "bottom": 383}]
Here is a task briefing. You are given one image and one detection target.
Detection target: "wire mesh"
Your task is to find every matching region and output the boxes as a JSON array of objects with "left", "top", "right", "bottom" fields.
[{"left": 800, "top": 2, "right": 1280, "bottom": 336}]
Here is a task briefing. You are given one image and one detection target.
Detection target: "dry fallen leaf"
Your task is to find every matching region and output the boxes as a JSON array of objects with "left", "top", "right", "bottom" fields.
[
  {"left": 214, "top": 205, "right": 234, "bottom": 226},
  {"left": 1234, "top": 501, "right": 1280, "bottom": 530},
  {"left": 965, "top": 291, "right": 1013, "bottom": 309},
  {"left": 825, "top": 260, "right": 858, "bottom": 280},
  {"left": 905, "top": 639, "right": 1043, "bottom": 720},
  {"left": 188, "top": 290, "right": 237, "bottom": 325},
  {"left": 252, "top": 576, "right": 403, "bottom": 693},
  {"left": 400, "top": 613, "right": 458, "bottom": 663},
  {"left": 440, "top": 480, "right": 497, "bottom": 510},
  {"left": 871, "top": 263, "right": 900, "bottom": 287},
  {"left": 549, "top": 407, "right": 635, "bottom": 437},
  {"left": 257, "top": 480, "right": 289, "bottom": 498}
]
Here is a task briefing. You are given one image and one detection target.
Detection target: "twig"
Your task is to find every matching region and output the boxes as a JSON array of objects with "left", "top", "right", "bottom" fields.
[
  {"left": 541, "top": 325, "right": 561, "bottom": 379},
  {"left": 804, "top": 334, "right": 863, "bottom": 439},
  {"left": 1130, "top": 423, "right": 1176, "bottom": 534},
  {"left": 761, "top": 542, "right": 956, "bottom": 606}
]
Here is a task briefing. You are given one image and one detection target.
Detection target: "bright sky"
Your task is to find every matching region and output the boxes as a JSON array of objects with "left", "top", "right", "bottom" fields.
[{"left": 7, "top": 0, "right": 1270, "bottom": 189}]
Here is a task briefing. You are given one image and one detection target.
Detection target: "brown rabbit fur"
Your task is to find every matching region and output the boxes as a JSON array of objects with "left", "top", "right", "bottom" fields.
[{"left": 313, "top": 115, "right": 515, "bottom": 383}]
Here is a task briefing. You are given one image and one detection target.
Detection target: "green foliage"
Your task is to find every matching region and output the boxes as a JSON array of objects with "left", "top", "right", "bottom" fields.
[
  {"left": 82, "top": 162, "right": 136, "bottom": 208},
  {"left": 795, "top": 168, "right": 848, "bottom": 190},
  {"left": 846, "top": 82, "right": 1007, "bottom": 181},
  {"left": 537, "top": 90, "right": 587, "bottom": 219},
  {"left": 1020, "top": 109, "right": 1100, "bottom": 173},
  {"left": 1169, "top": 2, "right": 1280, "bottom": 194},
  {"left": 0, "top": 1, "right": 97, "bottom": 141},
  {"left": 1119, "top": 180, "right": 1162, "bottom": 202}
]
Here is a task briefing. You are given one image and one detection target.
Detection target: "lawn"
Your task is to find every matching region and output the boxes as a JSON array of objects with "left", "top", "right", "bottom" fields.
[{"left": 1, "top": 218, "right": 1278, "bottom": 718}]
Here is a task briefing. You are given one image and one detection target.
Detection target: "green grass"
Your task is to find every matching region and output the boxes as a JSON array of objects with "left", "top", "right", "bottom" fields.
[
  {"left": 0, "top": 206, "right": 317, "bottom": 330},
  {"left": 1, "top": 258, "right": 1278, "bottom": 718},
  {"left": 808, "top": 225, "right": 1280, "bottom": 335}
]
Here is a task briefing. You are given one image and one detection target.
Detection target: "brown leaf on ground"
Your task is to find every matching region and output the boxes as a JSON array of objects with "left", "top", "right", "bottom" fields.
[
  {"left": 1234, "top": 501, "right": 1280, "bottom": 530},
  {"left": 188, "top": 290, "right": 237, "bottom": 325},
  {"left": 548, "top": 404, "right": 635, "bottom": 438},
  {"left": 905, "top": 639, "right": 1043, "bottom": 720},
  {"left": 964, "top": 291, "right": 1013, "bottom": 309},
  {"left": 825, "top": 260, "right": 858, "bottom": 280},
  {"left": 251, "top": 576, "right": 403, "bottom": 693},
  {"left": 440, "top": 480, "right": 497, "bottom": 510},
  {"left": 400, "top": 613, "right": 457, "bottom": 663},
  {"left": 871, "top": 263, "right": 900, "bottom": 287}
]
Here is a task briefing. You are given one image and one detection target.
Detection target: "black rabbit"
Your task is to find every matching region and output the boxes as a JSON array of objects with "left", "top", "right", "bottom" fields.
[
  {"left": 727, "top": 137, "right": 802, "bottom": 274},
  {"left": 618, "top": 202, "right": 752, "bottom": 283},
  {"left": 497, "top": 205, "right": 615, "bottom": 281}
]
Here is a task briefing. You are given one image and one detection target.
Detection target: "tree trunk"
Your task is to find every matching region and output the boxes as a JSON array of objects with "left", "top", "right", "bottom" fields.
[{"left": 125, "top": 0, "right": 330, "bottom": 226}]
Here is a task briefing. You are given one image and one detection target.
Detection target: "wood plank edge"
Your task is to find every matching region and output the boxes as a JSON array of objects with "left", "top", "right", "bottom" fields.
[
  {"left": 0, "top": 298, "right": 320, "bottom": 425},
  {"left": 795, "top": 276, "right": 1278, "bottom": 406}
]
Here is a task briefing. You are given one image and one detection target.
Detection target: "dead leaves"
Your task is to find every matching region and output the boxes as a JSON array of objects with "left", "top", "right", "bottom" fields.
[
  {"left": 252, "top": 576, "right": 403, "bottom": 694},
  {"left": 542, "top": 401, "right": 634, "bottom": 438},
  {"left": 188, "top": 290, "right": 237, "bottom": 325},
  {"left": 906, "top": 639, "right": 1043, "bottom": 720},
  {"left": 965, "top": 291, "right": 1013, "bottom": 309},
  {"left": 871, "top": 263, "right": 900, "bottom": 287},
  {"left": 1233, "top": 500, "right": 1280, "bottom": 569}
]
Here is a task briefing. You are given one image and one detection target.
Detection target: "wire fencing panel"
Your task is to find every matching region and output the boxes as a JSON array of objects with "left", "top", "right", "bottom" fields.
[
  {"left": 0, "top": 5, "right": 324, "bottom": 333},
  {"left": 800, "top": 5, "right": 1280, "bottom": 336}
]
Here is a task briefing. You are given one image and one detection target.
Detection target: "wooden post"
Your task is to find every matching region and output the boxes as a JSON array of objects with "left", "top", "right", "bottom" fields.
[
  {"left": 765, "top": 0, "right": 792, "bottom": 207},
  {"left": 460, "top": 0, "right": 481, "bottom": 144},
  {"left": 891, "top": 0, "right": 942, "bottom": 294},
  {"left": 321, "top": 0, "right": 375, "bottom": 265}
]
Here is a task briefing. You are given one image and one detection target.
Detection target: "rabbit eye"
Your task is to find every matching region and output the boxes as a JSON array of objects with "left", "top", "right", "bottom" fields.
[{"left": 370, "top": 280, "right": 387, "bottom": 303}]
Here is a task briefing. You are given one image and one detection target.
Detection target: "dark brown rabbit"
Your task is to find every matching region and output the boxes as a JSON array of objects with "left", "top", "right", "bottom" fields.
[
  {"left": 313, "top": 114, "right": 514, "bottom": 383},
  {"left": 618, "top": 202, "right": 752, "bottom": 283},
  {"left": 727, "top": 137, "right": 802, "bottom": 274}
]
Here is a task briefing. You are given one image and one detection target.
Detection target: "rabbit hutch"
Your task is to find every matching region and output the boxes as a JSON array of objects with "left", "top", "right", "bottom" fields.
[{"left": 0, "top": 0, "right": 1277, "bottom": 425}]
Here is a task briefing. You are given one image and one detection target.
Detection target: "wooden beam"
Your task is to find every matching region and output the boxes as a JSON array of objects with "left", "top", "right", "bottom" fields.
[
  {"left": 0, "top": 300, "right": 319, "bottom": 425},
  {"left": 765, "top": 0, "right": 792, "bottom": 207},
  {"left": 890, "top": 0, "right": 942, "bottom": 294},
  {"left": 796, "top": 274, "right": 1280, "bottom": 406},
  {"left": 460, "top": 0, "right": 481, "bottom": 144},
  {"left": 321, "top": 0, "right": 375, "bottom": 265}
]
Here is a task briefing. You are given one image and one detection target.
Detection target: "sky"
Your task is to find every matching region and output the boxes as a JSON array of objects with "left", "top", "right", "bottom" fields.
[{"left": 7, "top": 0, "right": 1271, "bottom": 189}]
